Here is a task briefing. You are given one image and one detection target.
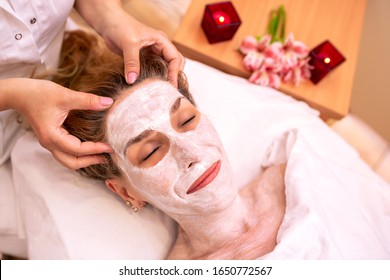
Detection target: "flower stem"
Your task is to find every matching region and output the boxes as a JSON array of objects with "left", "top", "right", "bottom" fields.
[{"left": 268, "top": 5, "right": 286, "bottom": 43}]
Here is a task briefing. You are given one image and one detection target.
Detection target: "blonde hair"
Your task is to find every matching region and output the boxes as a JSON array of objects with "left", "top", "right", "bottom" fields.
[{"left": 55, "top": 30, "right": 193, "bottom": 180}]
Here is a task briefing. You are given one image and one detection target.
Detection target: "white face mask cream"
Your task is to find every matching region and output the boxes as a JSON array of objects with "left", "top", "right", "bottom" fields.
[{"left": 106, "top": 80, "right": 236, "bottom": 217}]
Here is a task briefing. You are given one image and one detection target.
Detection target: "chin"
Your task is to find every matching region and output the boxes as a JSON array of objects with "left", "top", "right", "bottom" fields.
[{"left": 193, "top": 160, "right": 237, "bottom": 212}]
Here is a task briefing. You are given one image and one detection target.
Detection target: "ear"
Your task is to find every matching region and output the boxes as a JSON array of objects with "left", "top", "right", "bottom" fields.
[
  {"left": 105, "top": 177, "right": 132, "bottom": 201},
  {"left": 105, "top": 178, "right": 146, "bottom": 209}
]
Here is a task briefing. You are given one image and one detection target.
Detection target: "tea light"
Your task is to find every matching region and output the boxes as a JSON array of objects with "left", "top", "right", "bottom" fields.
[
  {"left": 213, "top": 11, "right": 231, "bottom": 25},
  {"left": 201, "top": 1, "right": 242, "bottom": 44},
  {"left": 309, "top": 40, "right": 346, "bottom": 84}
]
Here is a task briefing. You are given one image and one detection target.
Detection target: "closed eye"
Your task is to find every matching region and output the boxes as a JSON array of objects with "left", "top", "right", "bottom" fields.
[
  {"left": 181, "top": 115, "right": 196, "bottom": 127},
  {"left": 143, "top": 146, "right": 160, "bottom": 161}
]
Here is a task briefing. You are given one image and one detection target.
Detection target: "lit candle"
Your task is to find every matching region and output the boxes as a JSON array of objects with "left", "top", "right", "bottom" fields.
[
  {"left": 309, "top": 40, "right": 346, "bottom": 84},
  {"left": 201, "top": 1, "right": 242, "bottom": 44},
  {"left": 213, "top": 11, "right": 231, "bottom": 25}
]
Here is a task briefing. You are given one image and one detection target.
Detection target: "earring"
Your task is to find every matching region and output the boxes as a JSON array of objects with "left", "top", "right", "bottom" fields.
[
  {"left": 139, "top": 201, "right": 147, "bottom": 209},
  {"left": 126, "top": 201, "right": 138, "bottom": 212}
]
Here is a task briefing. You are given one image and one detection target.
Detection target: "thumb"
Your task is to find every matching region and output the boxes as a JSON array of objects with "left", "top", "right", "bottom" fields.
[
  {"left": 123, "top": 46, "right": 140, "bottom": 84},
  {"left": 68, "top": 90, "right": 113, "bottom": 111}
]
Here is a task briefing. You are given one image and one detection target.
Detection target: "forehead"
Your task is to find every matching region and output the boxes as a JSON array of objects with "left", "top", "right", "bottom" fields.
[{"left": 110, "top": 79, "right": 181, "bottom": 114}]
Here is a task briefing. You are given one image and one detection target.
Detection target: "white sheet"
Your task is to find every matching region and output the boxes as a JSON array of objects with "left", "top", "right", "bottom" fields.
[
  {"left": 260, "top": 130, "right": 390, "bottom": 259},
  {"left": 8, "top": 59, "right": 390, "bottom": 259}
]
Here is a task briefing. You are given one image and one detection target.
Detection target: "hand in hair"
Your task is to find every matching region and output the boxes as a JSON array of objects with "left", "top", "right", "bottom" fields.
[
  {"left": 74, "top": 0, "right": 185, "bottom": 87},
  {"left": 0, "top": 78, "right": 113, "bottom": 170}
]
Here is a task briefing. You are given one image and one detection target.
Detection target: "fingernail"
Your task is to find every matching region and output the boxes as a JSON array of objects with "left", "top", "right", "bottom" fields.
[
  {"left": 127, "top": 72, "right": 138, "bottom": 84},
  {"left": 100, "top": 97, "right": 113, "bottom": 106}
]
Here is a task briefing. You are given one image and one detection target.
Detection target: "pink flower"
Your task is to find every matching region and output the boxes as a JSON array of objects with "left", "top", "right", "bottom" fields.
[
  {"left": 239, "top": 35, "right": 272, "bottom": 55},
  {"left": 283, "top": 33, "right": 309, "bottom": 59},
  {"left": 239, "top": 36, "right": 258, "bottom": 55},
  {"left": 249, "top": 68, "right": 281, "bottom": 89},
  {"left": 243, "top": 51, "right": 265, "bottom": 71},
  {"left": 242, "top": 36, "right": 283, "bottom": 72},
  {"left": 282, "top": 57, "right": 312, "bottom": 86},
  {"left": 249, "top": 58, "right": 282, "bottom": 88},
  {"left": 256, "top": 35, "right": 272, "bottom": 52},
  {"left": 240, "top": 31, "right": 311, "bottom": 89},
  {"left": 264, "top": 41, "right": 283, "bottom": 61}
]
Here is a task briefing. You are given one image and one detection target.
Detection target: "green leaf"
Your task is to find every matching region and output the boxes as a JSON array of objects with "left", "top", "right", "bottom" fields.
[
  {"left": 268, "top": 10, "right": 278, "bottom": 37},
  {"left": 267, "top": 5, "right": 286, "bottom": 43},
  {"left": 278, "top": 6, "right": 286, "bottom": 42}
]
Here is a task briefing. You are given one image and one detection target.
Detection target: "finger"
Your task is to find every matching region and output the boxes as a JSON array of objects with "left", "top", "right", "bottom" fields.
[
  {"left": 122, "top": 43, "right": 140, "bottom": 84},
  {"left": 67, "top": 90, "right": 113, "bottom": 111},
  {"left": 51, "top": 128, "right": 112, "bottom": 157},
  {"left": 150, "top": 38, "right": 185, "bottom": 87},
  {"left": 52, "top": 149, "right": 109, "bottom": 170},
  {"left": 168, "top": 55, "right": 186, "bottom": 87}
]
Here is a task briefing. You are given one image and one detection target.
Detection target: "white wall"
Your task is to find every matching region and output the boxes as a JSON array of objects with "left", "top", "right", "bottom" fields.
[{"left": 351, "top": 0, "right": 390, "bottom": 142}]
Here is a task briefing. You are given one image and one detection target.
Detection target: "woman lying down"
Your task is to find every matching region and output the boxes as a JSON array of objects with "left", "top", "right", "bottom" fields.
[
  {"left": 58, "top": 30, "right": 286, "bottom": 260},
  {"left": 57, "top": 31, "right": 390, "bottom": 260}
]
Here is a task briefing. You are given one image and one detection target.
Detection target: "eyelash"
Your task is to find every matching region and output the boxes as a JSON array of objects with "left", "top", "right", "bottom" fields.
[
  {"left": 181, "top": 115, "right": 196, "bottom": 127},
  {"left": 143, "top": 146, "right": 160, "bottom": 161}
]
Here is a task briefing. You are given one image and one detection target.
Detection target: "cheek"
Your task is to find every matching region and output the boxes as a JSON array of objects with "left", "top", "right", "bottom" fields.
[
  {"left": 187, "top": 117, "right": 222, "bottom": 148},
  {"left": 127, "top": 154, "right": 179, "bottom": 198}
]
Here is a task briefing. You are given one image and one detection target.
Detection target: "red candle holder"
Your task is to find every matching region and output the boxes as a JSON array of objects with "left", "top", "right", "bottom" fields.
[
  {"left": 309, "top": 40, "right": 346, "bottom": 84},
  {"left": 201, "top": 1, "right": 242, "bottom": 44}
]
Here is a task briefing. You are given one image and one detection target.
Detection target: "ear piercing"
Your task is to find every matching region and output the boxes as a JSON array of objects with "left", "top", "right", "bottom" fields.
[
  {"left": 139, "top": 202, "right": 147, "bottom": 208},
  {"left": 127, "top": 201, "right": 148, "bottom": 212},
  {"left": 126, "top": 200, "right": 138, "bottom": 212}
]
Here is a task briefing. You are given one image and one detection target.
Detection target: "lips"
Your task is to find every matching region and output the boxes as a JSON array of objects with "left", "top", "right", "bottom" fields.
[{"left": 187, "top": 160, "right": 221, "bottom": 195}]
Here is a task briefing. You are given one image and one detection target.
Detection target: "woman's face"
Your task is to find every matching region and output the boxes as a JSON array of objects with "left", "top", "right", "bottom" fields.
[{"left": 106, "top": 80, "right": 236, "bottom": 216}]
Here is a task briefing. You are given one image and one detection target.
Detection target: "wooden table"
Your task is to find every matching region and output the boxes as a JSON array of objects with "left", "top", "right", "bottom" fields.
[{"left": 173, "top": 0, "right": 367, "bottom": 120}]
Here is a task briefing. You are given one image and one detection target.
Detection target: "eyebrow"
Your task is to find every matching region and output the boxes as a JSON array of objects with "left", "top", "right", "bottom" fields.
[
  {"left": 170, "top": 97, "right": 183, "bottom": 115},
  {"left": 124, "top": 130, "right": 154, "bottom": 155}
]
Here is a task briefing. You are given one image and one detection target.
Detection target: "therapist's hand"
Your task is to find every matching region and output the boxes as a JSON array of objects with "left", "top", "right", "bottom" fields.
[
  {"left": 74, "top": 1, "right": 185, "bottom": 87},
  {"left": 2, "top": 78, "right": 113, "bottom": 170}
]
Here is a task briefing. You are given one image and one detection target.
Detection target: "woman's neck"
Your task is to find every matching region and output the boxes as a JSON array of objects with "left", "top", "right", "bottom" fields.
[{"left": 172, "top": 194, "right": 256, "bottom": 257}]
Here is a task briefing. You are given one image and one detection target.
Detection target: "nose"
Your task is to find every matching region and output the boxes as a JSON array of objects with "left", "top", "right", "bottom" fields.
[
  {"left": 187, "top": 162, "right": 194, "bottom": 169},
  {"left": 171, "top": 136, "right": 202, "bottom": 170}
]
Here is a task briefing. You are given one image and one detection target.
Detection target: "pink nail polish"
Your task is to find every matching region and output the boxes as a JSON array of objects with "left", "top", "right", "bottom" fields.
[
  {"left": 127, "top": 72, "right": 138, "bottom": 84},
  {"left": 100, "top": 97, "right": 113, "bottom": 106}
]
